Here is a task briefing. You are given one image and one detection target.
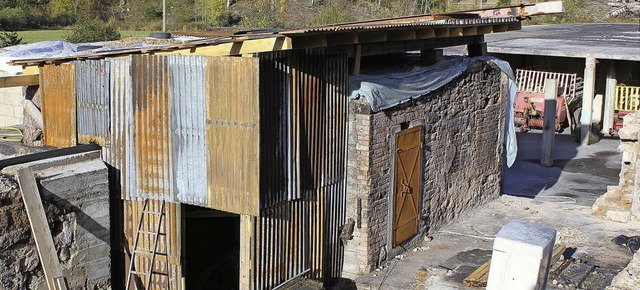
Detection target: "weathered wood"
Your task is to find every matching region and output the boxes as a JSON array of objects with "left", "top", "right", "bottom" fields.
[
  {"left": 542, "top": 78, "right": 558, "bottom": 167},
  {"left": 0, "top": 74, "right": 39, "bottom": 88},
  {"left": 17, "top": 167, "right": 65, "bottom": 290},
  {"left": 351, "top": 45, "right": 361, "bottom": 75},
  {"left": 240, "top": 215, "right": 255, "bottom": 290}
]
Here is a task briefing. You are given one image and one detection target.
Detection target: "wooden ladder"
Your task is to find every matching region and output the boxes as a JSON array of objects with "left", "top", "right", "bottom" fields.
[{"left": 125, "top": 199, "right": 171, "bottom": 290}]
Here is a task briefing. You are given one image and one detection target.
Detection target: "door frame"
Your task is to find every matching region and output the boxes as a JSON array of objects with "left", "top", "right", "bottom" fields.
[{"left": 386, "top": 120, "right": 425, "bottom": 255}]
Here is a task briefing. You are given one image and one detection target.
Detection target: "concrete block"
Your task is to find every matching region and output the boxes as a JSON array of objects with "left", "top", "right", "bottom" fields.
[{"left": 487, "top": 221, "right": 556, "bottom": 290}]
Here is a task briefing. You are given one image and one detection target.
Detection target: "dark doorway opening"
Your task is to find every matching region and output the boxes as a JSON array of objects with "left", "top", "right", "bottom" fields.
[{"left": 184, "top": 205, "right": 240, "bottom": 290}]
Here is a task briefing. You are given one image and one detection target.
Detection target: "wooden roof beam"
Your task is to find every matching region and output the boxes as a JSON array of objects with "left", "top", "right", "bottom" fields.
[{"left": 0, "top": 74, "right": 39, "bottom": 88}]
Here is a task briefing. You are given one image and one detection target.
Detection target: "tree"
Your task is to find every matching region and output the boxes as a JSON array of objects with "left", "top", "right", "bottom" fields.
[
  {"left": 0, "top": 30, "right": 23, "bottom": 48},
  {"left": 65, "top": 19, "right": 120, "bottom": 43}
]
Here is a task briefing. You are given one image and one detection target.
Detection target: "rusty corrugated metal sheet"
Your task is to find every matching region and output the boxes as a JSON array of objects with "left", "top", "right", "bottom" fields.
[
  {"left": 206, "top": 56, "right": 260, "bottom": 216},
  {"left": 281, "top": 17, "right": 519, "bottom": 35},
  {"left": 40, "top": 63, "right": 77, "bottom": 147},
  {"left": 168, "top": 55, "right": 208, "bottom": 206},
  {"left": 132, "top": 55, "right": 173, "bottom": 202},
  {"left": 75, "top": 60, "right": 111, "bottom": 146},
  {"left": 107, "top": 57, "right": 137, "bottom": 200},
  {"left": 253, "top": 49, "right": 348, "bottom": 289}
]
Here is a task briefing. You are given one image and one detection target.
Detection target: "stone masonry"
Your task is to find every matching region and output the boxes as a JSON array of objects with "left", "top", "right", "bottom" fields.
[
  {"left": 0, "top": 152, "right": 111, "bottom": 289},
  {"left": 593, "top": 111, "right": 640, "bottom": 222},
  {"left": 343, "top": 60, "right": 507, "bottom": 277}
]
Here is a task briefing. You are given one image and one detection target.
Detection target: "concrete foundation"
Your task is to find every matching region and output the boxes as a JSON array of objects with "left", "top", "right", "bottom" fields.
[{"left": 0, "top": 152, "right": 111, "bottom": 289}]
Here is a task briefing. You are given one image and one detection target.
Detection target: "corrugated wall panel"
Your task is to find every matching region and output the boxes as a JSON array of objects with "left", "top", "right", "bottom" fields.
[
  {"left": 168, "top": 55, "right": 208, "bottom": 206},
  {"left": 206, "top": 56, "right": 260, "bottom": 216},
  {"left": 75, "top": 60, "right": 111, "bottom": 146},
  {"left": 254, "top": 49, "right": 348, "bottom": 289},
  {"left": 107, "top": 57, "right": 136, "bottom": 200},
  {"left": 40, "top": 63, "right": 77, "bottom": 147},
  {"left": 132, "top": 55, "right": 173, "bottom": 201}
]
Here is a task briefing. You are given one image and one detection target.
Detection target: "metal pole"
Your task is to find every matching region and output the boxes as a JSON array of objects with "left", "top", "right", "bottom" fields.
[
  {"left": 162, "top": 0, "right": 167, "bottom": 32},
  {"left": 541, "top": 79, "right": 557, "bottom": 167}
]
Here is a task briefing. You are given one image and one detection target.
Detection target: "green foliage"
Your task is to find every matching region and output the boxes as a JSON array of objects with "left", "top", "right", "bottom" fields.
[
  {"left": 311, "top": 0, "right": 350, "bottom": 26},
  {"left": 239, "top": 0, "right": 285, "bottom": 28},
  {"left": 0, "top": 30, "right": 23, "bottom": 47},
  {"left": 0, "top": 7, "right": 29, "bottom": 30},
  {"left": 496, "top": 0, "right": 511, "bottom": 7},
  {"left": 65, "top": 19, "right": 120, "bottom": 43}
]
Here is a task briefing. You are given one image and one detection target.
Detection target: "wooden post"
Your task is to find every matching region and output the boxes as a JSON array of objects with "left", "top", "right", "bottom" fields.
[
  {"left": 351, "top": 45, "right": 362, "bottom": 75},
  {"left": 420, "top": 49, "right": 443, "bottom": 66},
  {"left": 603, "top": 64, "right": 616, "bottom": 136},
  {"left": 467, "top": 42, "right": 487, "bottom": 57},
  {"left": 17, "top": 167, "right": 66, "bottom": 290},
  {"left": 581, "top": 57, "right": 597, "bottom": 146},
  {"left": 239, "top": 215, "right": 255, "bottom": 290},
  {"left": 541, "top": 79, "right": 557, "bottom": 167}
]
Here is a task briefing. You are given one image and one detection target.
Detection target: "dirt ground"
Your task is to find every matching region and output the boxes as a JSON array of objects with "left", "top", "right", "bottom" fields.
[{"left": 350, "top": 131, "right": 639, "bottom": 290}]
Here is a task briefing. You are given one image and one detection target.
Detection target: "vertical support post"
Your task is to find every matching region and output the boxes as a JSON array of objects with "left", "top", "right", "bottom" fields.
[
  {"left": 420, "top": 49, "right": 443, "bottom": 66},
  {"left": 467, "top": 42, "right": 487, "bottom": 57},
  {"left": 351, "top": 45, "right": 361, "bottom": 76},
  {"left": 581, "top": 57, "right": 597, "bottom": 146},
  {"left": 240, "top": 215, "right": 254, "bottom": 290},
  {"left": 541, "top": 79, "right": 557, "bottom": 167},
  {"left": 603, "top": 63, "right": 617, "bottom": 136},
  {"left": 162, "top": 0, "right": 167, "bottom": 32}
]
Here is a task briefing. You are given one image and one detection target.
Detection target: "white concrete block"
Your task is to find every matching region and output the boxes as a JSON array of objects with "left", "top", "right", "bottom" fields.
[{"left": 487, "top": 221, "right": 556, "bottom": 290}]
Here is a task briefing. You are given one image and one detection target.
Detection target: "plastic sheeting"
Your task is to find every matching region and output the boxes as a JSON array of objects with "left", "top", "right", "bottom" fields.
[{"left": 349, "top": 55, "right": 517, "bottom": 167}]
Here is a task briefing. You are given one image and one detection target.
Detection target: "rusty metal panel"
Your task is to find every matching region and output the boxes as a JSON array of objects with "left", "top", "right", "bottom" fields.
[
  {"left": 206, "top": 56, "right": 260, "bottom": 216},
  {"left": 253, "top": 49, "right": 349, "bottom": 289},
  {"left": 392, "top": 125, "right": 422, "bottom": 247},
  {"left": 40, "top": 63, "right": 77, "bottom": 147},
  {"left": 168, "top": 55, "right": 208, "bottom": 206},
  {"left": 75, "top": 60, "right": 110, "bottom": 146},
  {"left": 131, "top": 55, "right": 173, "bottom": 201},
  {"left": 107, "top": 57, "right": 136, "bottom": 200}
]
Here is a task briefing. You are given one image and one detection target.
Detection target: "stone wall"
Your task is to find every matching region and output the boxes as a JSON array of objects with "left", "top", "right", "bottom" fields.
[
  {"left": 0, "top": 152, "right": 111, "bottom": 289},
  {"left": 343, "top": 60, "right": 507, "bottom": 277},
  {"left": 0, "top": 71, "right": 24, "bottom": 126},
  {"left": 593, "top": 111, "right": 640, "bottom": 222}
]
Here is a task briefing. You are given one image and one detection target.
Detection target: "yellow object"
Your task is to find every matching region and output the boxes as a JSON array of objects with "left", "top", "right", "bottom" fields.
[
  {"left": 0, "top": 127, "right": 23, "bottom": 142},
  {"left": 615, "top": 85, "right": 640, "bottom": 111}
]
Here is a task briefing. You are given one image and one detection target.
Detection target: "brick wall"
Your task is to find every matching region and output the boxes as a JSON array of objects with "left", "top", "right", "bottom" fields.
[
  {"left": 343, "top": 60, "right": 507, "bottom": 276},
  {"left": 0, "top": 71, "right": 24, "bottom": 126}
]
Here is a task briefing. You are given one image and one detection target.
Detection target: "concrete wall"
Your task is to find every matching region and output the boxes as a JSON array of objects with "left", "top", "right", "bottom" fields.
[
  {"left": 0, "top": 71, "right": 24, "bottom": 126},
  {"left": 343, "top": 60, "right": 507, "bottom": 277},
  {"left": 0, "top": 153, "right": 111, "bottom": 289}
]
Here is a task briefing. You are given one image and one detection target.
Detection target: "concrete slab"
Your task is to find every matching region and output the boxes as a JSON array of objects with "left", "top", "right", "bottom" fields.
[{"left": 349, "top": 131, "right": 634, "bottom": 290}]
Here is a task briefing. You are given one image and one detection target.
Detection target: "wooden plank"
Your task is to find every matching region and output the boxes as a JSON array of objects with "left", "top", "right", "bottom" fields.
[
  {"left": 240, "top": 215, "right": 255, "bottom": 290},
  {"left": 17, "top": 167, "right": 65, "bottom": 290},
  {"left": 0, "top": 74, "right": 39, "bottom": 88}
]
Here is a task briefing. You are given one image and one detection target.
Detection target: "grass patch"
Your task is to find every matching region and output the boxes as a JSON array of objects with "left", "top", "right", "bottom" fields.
[{"left": 17, "top": 30, "right": 151, "bottom": 44}]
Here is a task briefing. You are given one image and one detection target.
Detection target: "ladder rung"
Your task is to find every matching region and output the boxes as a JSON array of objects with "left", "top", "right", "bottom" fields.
[
  {"left": 130, "top": 271, "right": 149, "bottom": 276},
  {"left": 138, "top": 230, "right": 166, "bottom": 235},
  {"left": 134, "top": 250, "right": 168, "bottom": 256},
  {"left": 142, "top": 211, "right": 163, "bottom": 216},
  {"left": 130, "top": 270, "right": 170, "bottom": 276}
]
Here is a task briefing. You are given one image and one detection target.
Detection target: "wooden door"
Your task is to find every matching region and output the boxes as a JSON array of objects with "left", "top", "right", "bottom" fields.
[{"left": 393, "top": 125, "right": 423, "bottom": 247}]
